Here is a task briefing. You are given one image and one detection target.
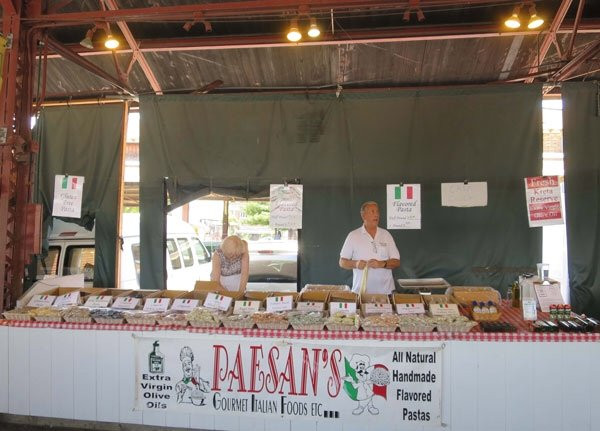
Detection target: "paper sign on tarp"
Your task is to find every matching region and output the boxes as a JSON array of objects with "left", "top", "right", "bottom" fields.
[
  {"left": 386, "top": 184, "right": 421, "bottom": 229},
  {"left": 134, "top": 334, "right": 443, "bottom": 426},
  {"left": 441, "top": 182, "right": 487, "bottom": 207},
  {"left": 270, "top": 184, "right": 303, "bottom": 229},
  {"left": 524, "top": 176, "right": 563, "bottom": 227},
  {"left": 52, "top": 175, "right": 84, "bottom": 218}
]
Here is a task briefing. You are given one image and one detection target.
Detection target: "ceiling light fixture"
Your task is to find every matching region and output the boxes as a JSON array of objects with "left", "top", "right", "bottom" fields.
[
  {"left": 104, "top": 33, "right": 119, "bottom": 50},
  {"left": 527, "top": 5, "right": 544, "bottom": 29},
  {"left": 287, "top": 19, "right": 302, "bottom": 42},
  {"left": 307, "top": 18, "right": 320, "bottom": 38},
  {"left": 79, "top": 27, "right": 96, "bottom": 50},
  {"left": 504, "top": 10, "right": 521, "bottom": 29}
]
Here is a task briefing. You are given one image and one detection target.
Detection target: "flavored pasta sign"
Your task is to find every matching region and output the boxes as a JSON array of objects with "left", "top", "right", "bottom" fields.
[{"left": 134, "top": 335, "right": 443, "bottom": 425}]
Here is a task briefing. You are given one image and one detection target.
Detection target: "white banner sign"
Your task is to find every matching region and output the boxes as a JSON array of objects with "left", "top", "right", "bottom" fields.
[
  {"left": 52, "top": 175, "right": 84, "bottom": 218},
  {"left": 270, "top": 184, "right": 303, "bottom": 229},
  {"left": 386, "top": 184, "right": 421, "bottom": 229},
  {"left": 441, "top": 182, "right": 487, "bottom": 207},
  {"left": 134, "top": 335, "right": 443, "bottom": 426},
  {"left": 524, "top": 176, "right": 563, "bottom": 227}
]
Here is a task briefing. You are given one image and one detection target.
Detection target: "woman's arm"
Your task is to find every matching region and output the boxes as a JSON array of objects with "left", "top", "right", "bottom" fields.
[
  {"left": 210, "top": 253, "right": 221, "bottom": 282},
  {"left": 239, "top": 252, "right": 249, "bottom": 292}
]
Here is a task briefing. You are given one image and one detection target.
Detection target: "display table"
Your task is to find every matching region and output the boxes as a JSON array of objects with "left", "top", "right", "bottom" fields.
[{"left": 0, "top": 316, "right": 599, "bottom": 431}]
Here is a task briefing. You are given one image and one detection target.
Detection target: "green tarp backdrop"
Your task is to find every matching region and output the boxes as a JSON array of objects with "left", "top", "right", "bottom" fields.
[
  {"left": 563, "top": 82, "right": 600, "bottom": 317},
  {"left": 140, "top": 85, "right": 543, "bottom": 294},
  {"left": 36, "top": 104, "right": 124, "bottom": 287}
]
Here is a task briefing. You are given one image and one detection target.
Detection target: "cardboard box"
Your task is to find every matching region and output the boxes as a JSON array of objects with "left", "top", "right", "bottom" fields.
[
  {"left": 297, "top": 291, "right": 329, "bottom": 312},
  {"left": 392, "top": 293, "right": 423, "bottom": 305},
  {"left": 360, "top": 293, "right": 393, "bottom": 315},
  {"left": 328, "top": 291, "right": 358, "bottom": 305},
  {"left": 243, "top": 291, "right": 270, "bottom": 302},
  {"left": 194, "top": 281, "right": 226, "bottom": 292}
]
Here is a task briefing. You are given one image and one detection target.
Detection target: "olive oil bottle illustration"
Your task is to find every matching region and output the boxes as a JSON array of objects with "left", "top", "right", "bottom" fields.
[{"left": 149, "top": 341, "right": 164, "bottom": 373}]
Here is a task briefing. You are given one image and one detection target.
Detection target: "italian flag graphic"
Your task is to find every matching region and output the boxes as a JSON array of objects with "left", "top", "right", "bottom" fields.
[
  {"left": 62, "top": 176, "right": 78, "bottom": 190},
  {"left": 395, "top": 185, "right": 413, "bottom": 200}
]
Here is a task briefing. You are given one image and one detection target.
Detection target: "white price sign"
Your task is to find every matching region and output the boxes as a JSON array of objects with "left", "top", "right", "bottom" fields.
[
  {"left": 204, "top": 293, "right": 233, "bottom": 312},
  {"left": 329, "top": 302, "right": 357, "bottom": 315},
  {"left": 112, "top": 297, "right": 141, "bottom": 310},
  {"left": 363, "top": 303, "right": 393, "bottom": 315},
  {"left": 84, "top": 295, "right": 113, "bottom": 308},
  {"left": 28, "top": 295, "right": 56, "bottom": 308},
  {"left": 296, "top": 301, "right": 325, "bottom": 312},
  {"left": 233, "top": 300, "right": 261, "bottom": 315},
  {"left": 428, "top": 303, "right": 460, "bottom": 317},
  {"left": 171, "top": 299, "right": 199, "bottom": 312},
  {"left": 266, "top": 295, "right": 293, "bottom": 312},
  {"left": 396, "top": 303, "right": 426, "bottom": 315},
  {"left": 53, "top": 291, "right": 81, "bottom": 307},
  {"left": 143, "top": 298, "right": 171, "bottom": 312}
]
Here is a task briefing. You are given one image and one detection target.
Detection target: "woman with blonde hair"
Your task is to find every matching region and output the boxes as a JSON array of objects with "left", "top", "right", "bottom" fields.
[{"left": 210, "top": 235, "right": 249, "bottom": 292}]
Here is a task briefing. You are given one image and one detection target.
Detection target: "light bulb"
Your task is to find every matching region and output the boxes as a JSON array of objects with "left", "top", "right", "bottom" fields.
[
  {"left": 527, "top": 14, "right": 544, "bottom": 29},
  {"left": 504, "top": 13, "right": 521, "bottom": 29},
  {"left": 308, "top": 18, "right": 320, "bottom": 38},
  {"left": 104, "top": 35, "right": 119, "bottom": 49}
]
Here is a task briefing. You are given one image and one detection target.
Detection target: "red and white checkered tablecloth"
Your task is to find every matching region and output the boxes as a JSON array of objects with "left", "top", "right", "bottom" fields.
[{"left": 2, "top": 302, "right": 598, "bottom": 342}]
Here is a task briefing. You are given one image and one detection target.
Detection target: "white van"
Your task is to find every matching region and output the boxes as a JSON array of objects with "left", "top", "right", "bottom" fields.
[{"left": 36, "top": 214, "right": 212, "bottom": 290}]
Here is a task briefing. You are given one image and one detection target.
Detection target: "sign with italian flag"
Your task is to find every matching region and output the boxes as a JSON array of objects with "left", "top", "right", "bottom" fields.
[
  {"left": 386, "top": 184, "right": 421, "bottom": 230},
  {"left": 524, "top": 176, "right": 563, "bottom": 227},
  {"left": 52, "top": 174, "right": 84, "bottom": 218}
]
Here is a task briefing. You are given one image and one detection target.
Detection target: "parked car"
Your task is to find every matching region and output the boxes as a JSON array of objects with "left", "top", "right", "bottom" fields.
[
  {"left": 246, "top": 239, "right": 298, "bottom": 292},
  {"left": 35, "top": 214, "right": 212, "bottom": 290}
]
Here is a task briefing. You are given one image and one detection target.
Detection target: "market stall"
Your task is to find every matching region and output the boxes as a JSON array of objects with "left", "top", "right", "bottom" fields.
[{"left": 1, "top": 284, "right": 599, "bottom": 431}]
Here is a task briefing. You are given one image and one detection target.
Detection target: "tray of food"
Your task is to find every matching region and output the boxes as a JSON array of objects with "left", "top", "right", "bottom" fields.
[
  {"left": 252, "top": 312, "right": 289, "bottom": 330},
  {"left": 221, "top": 314, "right": 255, "bottom": 329},
  {"left": 156, "top": 311, "right": 189, "bottom": 326},
  {"left": 186, "top": 307, "right": 224, "bottom": 328},
  {"left": 361, "top": 314, "right": 399, "bottom": 332},
  {"left": 448, "top": 286, "right": 502, "bottom": 306},
  {"left": 288, "top": 311, "right": 326, "bottom": 331},
  {"left": 470, "top": 301, "right": 501, "bottom": 322},
  {"left": 61, "top": 306, "right": 93, "bottom": 323},
  {"left": 397, "top": 315, "right": 436, "bottom": 333},
  {"left": 91, "top": 308, "right": 125, "bottom": 324},
  {"left": 326, "top": 312, "right": 360, "bottom": 331},
  {"left": 3, "top": 307, "right": 34, "bottom": 321},
  {"left": 30, "top": 307, "right": 63, "bottom": 322},
  {"left": 397, "top": 278, "right": 450, "bottom": 290},
  {"left": 431, "top": 315, "right": 478, "bottom": 332}
]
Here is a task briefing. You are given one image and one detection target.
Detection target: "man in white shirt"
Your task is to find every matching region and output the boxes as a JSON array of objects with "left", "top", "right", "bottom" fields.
[{"left": 339, "top": 201, "right": 401, "bottom": 294}]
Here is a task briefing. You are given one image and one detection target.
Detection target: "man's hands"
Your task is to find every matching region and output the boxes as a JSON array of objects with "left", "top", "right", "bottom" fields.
[{"left": 356, "top": 259, "right": 386, "bottom": 269}]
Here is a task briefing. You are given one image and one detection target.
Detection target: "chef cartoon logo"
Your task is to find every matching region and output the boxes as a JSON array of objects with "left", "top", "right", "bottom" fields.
[
  {"left": 343, "top": 354, "right": 390, "bottom": 415},
  {"left": 174, "top": 346, "right": 211, "bottom": 406}
]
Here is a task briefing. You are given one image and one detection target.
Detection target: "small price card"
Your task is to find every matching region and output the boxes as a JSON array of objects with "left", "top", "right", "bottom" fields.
[
  {"left": 84, "top": 295, "right": 113, "bottom": 308},
  {"left": 53, "top": 291, "right": 81, "bottom": 307},
  {"left": 329, "top": 302, "right": 357, "bottom": 315},
  {"left": 534, "top": 282, "right": 564, "bottom": 313},
  {"left": 28, "top": 295, "right": 56, "bottom": 308},
  {"left": 204, "top": 293, "right": 233, "bottom": 312},
  {"left": 522, "top": 299, "right": 538, "bottom": 321},
  {"left": 143, "top": 298, "right": 170, "bottom": 312},
  {"left": 233, "top": 300, "right": 261, "bottom": 315},
  {"left": 266, "top": 295, "right": 294, "bottom": 312},
  {"left": 296, "top": 301, "right": 325, "bottom": 312},
  {"left": 429, "top": 303, "right": 460, "bottom": 317},
  {"left": 396, "top": 303, "right": 426, "bottom": 315},
  {"left": 363, "top": 303, "right": 393, "bottom": 315},
  {"left": 171, "top": 299, "right": 199, "bottom": 312},
  {"left": 112, "top": 297, "right": 140, "bottom": 310}
]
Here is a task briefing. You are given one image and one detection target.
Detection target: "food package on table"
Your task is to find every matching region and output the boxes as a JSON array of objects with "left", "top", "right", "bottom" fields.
[
  {"left": 3, "top": 307, "right": 35, "bottom": 321},
  {"left": 431, "top": 315, "right": 478, "bottom": 332},
  {"left": 288, "top": 311, "right": 326, "bottom": 330},
  {"left": 61, "top": 306, "right": 92, "bottom": 323},
  {"left": 90, "top": 308, "right": 125, "bottom": 324},
  {"left": 186, "top": 307, "right": 224, "bottom": 328},
  {"left": 361, "top": 313, "right": 400, "bottom": 332},
  {"left": 30, "top": 306, "right": 63, "bottom": 322},
  {"left": 397, "top": 315, "right": 436, "bottom": 333},
  {"left": 221, "top": 313, "right": 255, "bottom": 329},
  {"left": 326, "top": 312, "right": 360, "bottom": 331},
  {"left": 251, "top": 312, "right": 289, "bottom": 330},
  {"left": 156, "top": 310, "right": 189, "bottom": 326}
]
